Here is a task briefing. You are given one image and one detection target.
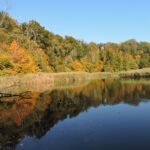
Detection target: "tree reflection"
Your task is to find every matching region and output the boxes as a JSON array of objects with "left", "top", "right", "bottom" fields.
[{"left": 0, "top": 79, "right": 150, "bottom": 150}]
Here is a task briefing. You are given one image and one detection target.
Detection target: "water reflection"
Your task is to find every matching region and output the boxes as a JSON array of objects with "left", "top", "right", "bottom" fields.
[{"left": 0, "top": 79, "right": 150, "bottom": 150}]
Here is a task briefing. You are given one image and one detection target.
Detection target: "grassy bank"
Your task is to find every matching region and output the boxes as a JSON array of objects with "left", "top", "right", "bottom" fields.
[
  {"left": 0, "top": 72, "right": 112, "bottom": 94},
  {"left": 119, "top": 68, "right": 150, "bottom": 79},
  {"left": 0, "top": 68, "right": 150, "bottom": 94}
]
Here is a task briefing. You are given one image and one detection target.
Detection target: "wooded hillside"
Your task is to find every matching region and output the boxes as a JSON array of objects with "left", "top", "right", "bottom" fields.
[{"left": 0, "top": 12, "right": 149, "bottom": 75}]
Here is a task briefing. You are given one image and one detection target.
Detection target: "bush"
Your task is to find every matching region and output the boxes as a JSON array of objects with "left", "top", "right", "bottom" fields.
[{"left": 0, "top": 58, "right": 13, "bottom": 70}]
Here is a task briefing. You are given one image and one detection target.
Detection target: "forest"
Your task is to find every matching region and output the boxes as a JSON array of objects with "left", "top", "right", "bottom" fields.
[{"left": 0, "top": 12, "right": 150, "bottom": 75}]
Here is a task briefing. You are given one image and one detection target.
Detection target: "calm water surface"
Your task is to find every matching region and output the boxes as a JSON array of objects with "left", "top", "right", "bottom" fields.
[{"left": 0, "top": 79, "right": 150, "bottom": 150}]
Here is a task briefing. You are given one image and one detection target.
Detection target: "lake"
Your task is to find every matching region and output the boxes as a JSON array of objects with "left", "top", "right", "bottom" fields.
[{"left": 0, "top": 79, "right": 150, "bottom": 150}]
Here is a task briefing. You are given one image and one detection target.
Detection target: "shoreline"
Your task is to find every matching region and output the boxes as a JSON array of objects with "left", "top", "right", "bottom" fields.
[
  {"left": 0, "top": 67, "right": 150, "bottom": 78},
  {"left": 0, "top": 72, "right": 112, "bottom": 93},
  {"left": 0, "top": 68, "right": 150, "bottom": 94},
  {"left": 118, "top": 68, "right": 150, "bottom": 79}
]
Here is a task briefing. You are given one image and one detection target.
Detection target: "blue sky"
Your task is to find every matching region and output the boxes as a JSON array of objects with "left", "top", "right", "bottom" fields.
[{"left": 1, "top": 0, "right": 150, "bottom": 43}]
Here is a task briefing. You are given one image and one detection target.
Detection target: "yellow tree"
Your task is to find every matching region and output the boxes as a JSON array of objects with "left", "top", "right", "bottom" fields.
[{"left": 9, "top": 40, "right": 37, "bottom": 73}]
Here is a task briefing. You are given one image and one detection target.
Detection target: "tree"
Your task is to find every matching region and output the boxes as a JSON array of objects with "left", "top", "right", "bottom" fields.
[
  {"left": 87, "top": 43, "right": 100, "bottom": 64},
  {"left": 8, "top": 40, "right": 37, "bottom": 73},
  {"left": 120, "top": 39, "right": 138, "bottom": 54}
]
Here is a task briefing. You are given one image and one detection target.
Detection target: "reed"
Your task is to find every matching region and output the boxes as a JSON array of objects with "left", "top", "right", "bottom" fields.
[
  {"left": 0, "top": 72, "right": 112, "bottom": 94},
  {"left": 119, "top": 68, "right": 150, "bottom": 79}
]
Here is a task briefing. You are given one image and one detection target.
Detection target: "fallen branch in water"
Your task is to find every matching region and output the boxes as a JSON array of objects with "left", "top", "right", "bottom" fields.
[{"left": 0, "top": 92, "right": 20, "bottom": 98}]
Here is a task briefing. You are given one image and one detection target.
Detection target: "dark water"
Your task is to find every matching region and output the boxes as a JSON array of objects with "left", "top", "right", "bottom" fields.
[{"left": 0, "top": 79, "right": 150, "bottom": 150}]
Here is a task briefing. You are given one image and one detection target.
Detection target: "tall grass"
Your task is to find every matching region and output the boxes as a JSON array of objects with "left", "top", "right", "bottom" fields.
[
  {"left": 0, "top": 69, "right": 149, "bottom": 94},
  {"left": 119, "top": 68, "right": 150, "bottom": 79},
  {"left": 0, "top": 72, "right": 112, "bottom": 94}
]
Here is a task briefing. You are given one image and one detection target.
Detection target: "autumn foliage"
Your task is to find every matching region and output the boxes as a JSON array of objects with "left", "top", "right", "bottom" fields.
[
  {"left": 0, "top": 40, "right": 38, "bottom": 75},
  {"left": 0, "top": 13, "right": 150, "bottom": 75}
]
